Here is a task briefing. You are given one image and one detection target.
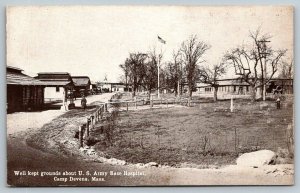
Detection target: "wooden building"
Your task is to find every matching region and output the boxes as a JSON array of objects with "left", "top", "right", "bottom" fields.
[
  {"left": 97, "top": 82, "right": 132, "bottom": 93},
  {"left": 71, "top": 76, "right": 91, "bottom": 97},
  {"left": 7, "top": 66, "right": 46, "bottom": 113},
  {"left": 35, "top": 72, "right": 74, "bottom": 102},
  {"left": 196, "top": 78, "right": 293, "bottom": 95}
]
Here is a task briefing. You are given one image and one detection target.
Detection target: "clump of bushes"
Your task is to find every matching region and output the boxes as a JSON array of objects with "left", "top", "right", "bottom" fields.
[{"left": 84, "top": 136, "right": 100, "bottom": 146}]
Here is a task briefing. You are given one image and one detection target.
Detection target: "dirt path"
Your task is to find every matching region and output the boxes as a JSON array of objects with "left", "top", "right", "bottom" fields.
[
  {"left": 74, "top": 93, "right": 115, "bottom": 106},
  {"left": 7, "top": 93, "right": 115, "bottom": 135}
]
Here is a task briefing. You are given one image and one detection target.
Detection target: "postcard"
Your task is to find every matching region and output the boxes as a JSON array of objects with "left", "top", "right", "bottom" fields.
[{"left": 6, "top": 5, "right": 294, "bottom": 186}]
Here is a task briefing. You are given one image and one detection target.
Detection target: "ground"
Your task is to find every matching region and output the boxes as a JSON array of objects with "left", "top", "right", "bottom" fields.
[
  {"left": 94, "top": 101, "right": 293, "bottom": 167},
  {"left": 7, "top": 93, "right": 294, "bottom": 186}
]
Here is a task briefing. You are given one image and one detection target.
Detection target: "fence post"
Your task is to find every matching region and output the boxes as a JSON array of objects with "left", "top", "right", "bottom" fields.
[
  {"left": 99, "top": 108, "right": 102, "bottom": 120},
  {"left": 126, "top": 102, "right": 129, "bottom": 112},
  {"left": 234, "top": 128, "right": 238, "bottom": 156},
  {"left": 166, "top": 99, "right": 168, "bottom": 108},
  {"left": 105, "top": 103, "right": 108, "bottom": 112},
  {"left": 79, "top": 125, "right": 83, "bottom": 148},
  {"left": 150, "top": 95, "right": 153, "bottom": 108},
  {"left": 230, "top": 95, "right": 234, "bottom": 112},
  {"left": 86, "top": 118, "right": 90, "bottom": 137},
  {"left": 134, "top": 97, "right": 137, "bottom": 109},
  {"left": 91, "top": 115, "right": 94, "bottom": 130}
]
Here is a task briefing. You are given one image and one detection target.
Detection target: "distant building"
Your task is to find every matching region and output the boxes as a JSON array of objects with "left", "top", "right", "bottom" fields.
[
  {"left": 71, "top": 76, "right": 91, "bottom": 97},
  {"left": 35, "top": 72, "right": 74, "bottom": 102},
  {"left": 196, "top": 78, "right": 293, "bottom": 95},
  {"left": 100, "top": 82, "right": 112, "bottom": 92},
  {"left": 97, "top": 82, "right": 131, "bottom": 92},
  {"left": 7, "top": 66, "right": 46, "bottom": 113},
  {"left": 111, "top": 83, "right": 126, "bottom": 92}
]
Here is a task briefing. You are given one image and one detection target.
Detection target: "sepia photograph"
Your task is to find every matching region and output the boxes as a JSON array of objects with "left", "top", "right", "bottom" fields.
[{"left": 6, "top": 5, "right": 294, "bottom": 186}]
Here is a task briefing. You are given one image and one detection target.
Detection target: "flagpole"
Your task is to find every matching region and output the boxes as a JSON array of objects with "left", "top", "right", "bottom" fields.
[
  {"left": 158, "top": 58, "right": 160, "bottom": 99},
  {"left": 157, "top": 35, "right": 166, "bottom": 99},
  {"left": 157, "top": 60, "right": 160, "bottom": 98}
]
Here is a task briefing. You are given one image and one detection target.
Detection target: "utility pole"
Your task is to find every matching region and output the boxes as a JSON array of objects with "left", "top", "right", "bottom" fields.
[{"left": 258, "top": 40, "right": 270, "bottom": 101}]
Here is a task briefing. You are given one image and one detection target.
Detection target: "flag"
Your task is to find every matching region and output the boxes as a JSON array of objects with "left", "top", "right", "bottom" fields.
[{"left": 158, "top": 35, "right": 166, "bottom": 44}]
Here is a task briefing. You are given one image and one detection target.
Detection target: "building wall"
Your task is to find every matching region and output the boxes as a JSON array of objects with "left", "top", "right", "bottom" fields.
[
  {"left": 7, "top": 85, "right": 44, "bottom": 113},
  {"left": 197, "top": 85, "right": 252, "bottom": 95},
  {"left": 102, "top": 84, "right": 111, "bottom": 91},
  {"left": 44, "top": 86, "right": 65, "bottom": 101},
  {"left": 112, "top": 87, "right": 125, "bottom": 92}
]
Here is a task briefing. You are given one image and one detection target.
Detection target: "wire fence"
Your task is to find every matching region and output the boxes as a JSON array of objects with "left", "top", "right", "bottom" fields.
[{"left": 76, "top": 92, "right": 294, "bottom": 164}]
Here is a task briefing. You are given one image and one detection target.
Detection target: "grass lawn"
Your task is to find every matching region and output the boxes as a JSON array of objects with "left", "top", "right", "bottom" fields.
[
  {"left": 25, "top": 96, "right": 293, "bottom": 169},
  {"left": 94, "top": 99, "right": 293, "bottom": 167}
]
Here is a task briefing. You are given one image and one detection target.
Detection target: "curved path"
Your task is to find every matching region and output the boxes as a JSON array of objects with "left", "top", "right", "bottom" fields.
[{"left": 7, "top": 93, "right": 115, "bottom": 135}]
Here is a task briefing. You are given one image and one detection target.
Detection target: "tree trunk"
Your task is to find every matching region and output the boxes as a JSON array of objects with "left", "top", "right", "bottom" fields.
[
  {"left": 177, "top": 79, "right": 180, "bottom": 97},
  {"left": 188, "top": 85, "right": 193, "bottom": 98},
  {"left": 213, "top": 86, "right": 218, "bottom": 102},
  {"left": 132, "top": 84, "right": 136, "bottom": 98},
  {"left": 174, "top": 89, "right": 178, "bottom": 97},
  {"left": 147, "top": 87, "right": 151, "bottom": 103},
  {"left": 250, "top": 85, "right": 256, "bottom": 102}
]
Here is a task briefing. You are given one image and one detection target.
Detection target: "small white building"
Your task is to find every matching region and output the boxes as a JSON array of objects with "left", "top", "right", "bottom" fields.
[{"left": 35, "top": 72, "right": 74, "bottom": 102}]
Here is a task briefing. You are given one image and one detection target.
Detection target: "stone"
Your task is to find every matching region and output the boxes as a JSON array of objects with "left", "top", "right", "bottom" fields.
[
  {"left": 145, "top": 162, "right": 159, "bottom": 167},
  {"left": 86, "top": 149, "right": 96, "bottom": 156},
  {"left": 79, "top": 147, "right": 88, "bottom": 153},
  {"left": 236, "top": 150, "right": 276, "bottom": 167},
  {"left": 106, "top": 158, "right": 126, "bottom": 165},
  {"left": 135, "top": 163, "right": 145, "bottom": 168}
]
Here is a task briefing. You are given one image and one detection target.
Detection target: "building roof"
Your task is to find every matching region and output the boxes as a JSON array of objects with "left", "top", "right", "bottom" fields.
[
  {"left": 112, "top": 84, "right": 126, "bottom": 88},
  {"left": 36, "top": 72, "right": 71, "bottom": 81},
  {"left": 97, "top": 82, "right": 124, "bottom": 85},
  {"left": 7, "top": 66, "right": 23, "bottom": 73},
  {"left": 217, "top": 80, "right": 249, "bottom": 86},
  {"left": 7, "top": 67, "right": 46, "bottom": 86},
  {"left": 71, "top": 76, "right": 91, "bottom": 86},
  {"left": 38, "top": 72, "right": 70, "bottom": 75},
  {"left": 196, "top": 83, "right": 211, "bottom": 88},
  {"left": 35, "top": 72, "right": 73, "bottom": 86},
  {"left": 39, "top": 81, "right": 72, "bottom": 86}
]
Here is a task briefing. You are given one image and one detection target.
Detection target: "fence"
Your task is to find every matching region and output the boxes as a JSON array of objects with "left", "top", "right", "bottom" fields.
[
  {"left": 78, "top": 104, "right": 104, "bottom": 148},
  {"left": 77, "top": 92, "right": 294, "bottom": 160},
  {"left": 77, "top": 92, "right": 198, "bottom": 148},
  {"left": 108, "top": 93, "right": 203, "bottom": 110}
]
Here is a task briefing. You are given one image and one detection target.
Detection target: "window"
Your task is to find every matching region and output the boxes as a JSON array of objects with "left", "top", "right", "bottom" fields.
[
  {"left": 205, "top": 87, "right": 212, "bottom": 92},
  {"left": 56, "top": 86, "right": 60, "bottom": 92}
]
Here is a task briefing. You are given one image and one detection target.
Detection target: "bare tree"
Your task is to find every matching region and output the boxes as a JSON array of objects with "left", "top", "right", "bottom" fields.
[
  {"left": 119, "top": 61, "right": 130, "bottom": 91},
  {"left": 142, "top": 48, "right": 160, "bottom": 99},
  {"left": 224, "top": 29, "right": 287, "bottom": 102},
  {"left": 121, "top": 53, "right": 148, "bottom": 97},
  {"left": 278, "top": 60, "right": 293, "bottom": 79},
  {"left": 180, "top": 35, "right": 210, "bottom": 99},
  {"left": 164, "top": 49, "right": 183, "bottom": 96},
  {"left": 199, "top": 62, "right": 227, "bottom": 101}
]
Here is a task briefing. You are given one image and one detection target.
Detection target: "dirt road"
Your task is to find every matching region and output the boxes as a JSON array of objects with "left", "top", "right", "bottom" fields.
[{"left": 7, "top": 93, "right": 115, "bottom": 135}]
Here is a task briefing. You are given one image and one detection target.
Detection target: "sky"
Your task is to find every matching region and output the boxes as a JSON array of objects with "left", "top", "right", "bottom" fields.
[{"left": 7, "top": 6, "right": 293, "bottom": 82}]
